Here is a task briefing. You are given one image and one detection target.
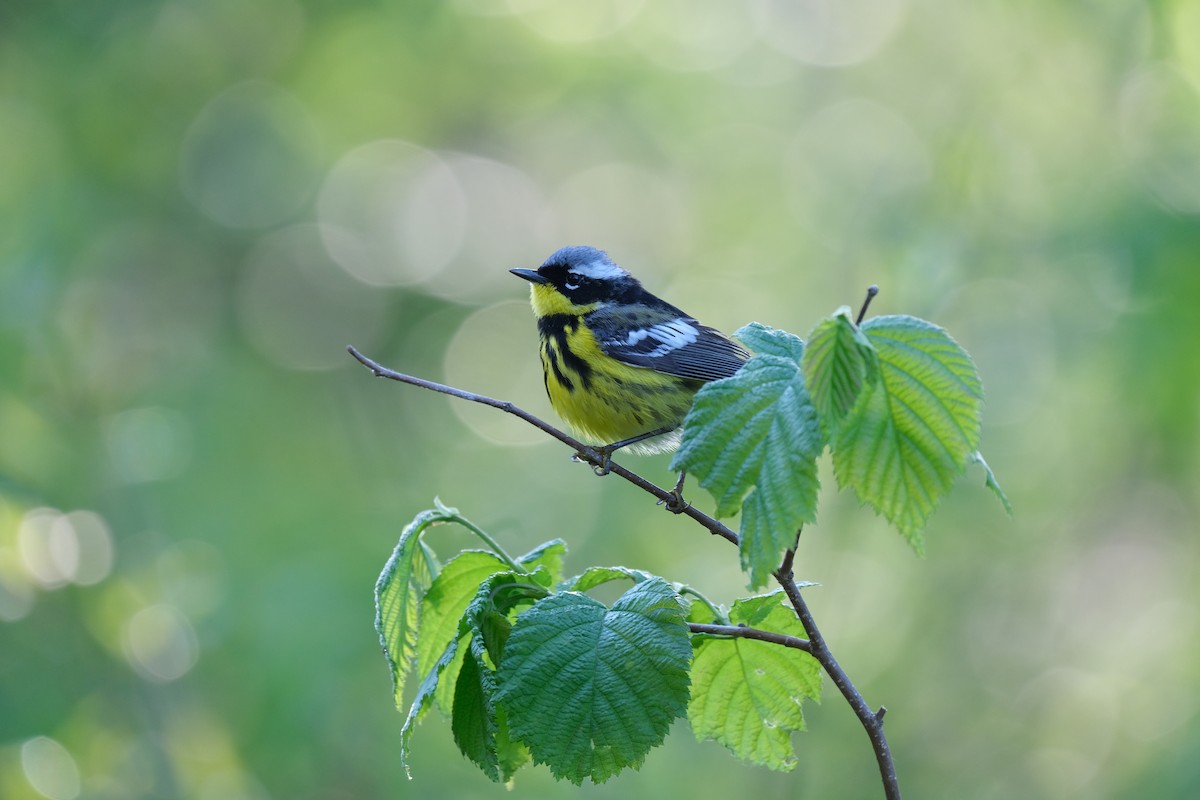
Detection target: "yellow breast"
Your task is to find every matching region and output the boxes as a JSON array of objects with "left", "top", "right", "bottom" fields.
[{"left": 538, "top": 315, "right": 697, "bottom": 452}]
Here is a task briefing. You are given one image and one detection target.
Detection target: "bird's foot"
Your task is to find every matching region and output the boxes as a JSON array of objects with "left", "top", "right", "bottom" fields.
[
  {"left": 573, "top": 446, "right": 614, "bottom": 476},
  {"left": 659, "top": 471, "right": 689, "bottom": 514}
]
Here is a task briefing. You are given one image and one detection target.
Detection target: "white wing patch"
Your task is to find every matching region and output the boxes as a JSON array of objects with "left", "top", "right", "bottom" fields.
[{"left": 623, "top": 318, "right": 699, "bottom": 358}]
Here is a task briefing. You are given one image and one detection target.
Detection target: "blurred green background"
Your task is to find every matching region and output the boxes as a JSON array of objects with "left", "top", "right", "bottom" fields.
[{"left": 3, "top": 1, "right": 1199, "bottom": 798}]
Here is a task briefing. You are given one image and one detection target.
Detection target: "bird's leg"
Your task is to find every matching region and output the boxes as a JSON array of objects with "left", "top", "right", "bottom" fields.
[
  {"left": 584, "top": 426, "right": 673, "bottom": 476},
  {"left": 662, "top": 470, "right": 689, "bottom": 513}
]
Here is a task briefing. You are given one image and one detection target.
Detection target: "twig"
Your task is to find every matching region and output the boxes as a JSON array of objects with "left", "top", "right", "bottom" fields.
[
  {"left": 347, "top": 345, "right": 738, "bottom": 546},
  {"left": 775, "top": 551, "right": 900, "bottom": 799},
  {"left": 857, "top": 285, "right": 880, "bottom": 325},
  {"left": 347, "top": 345, "right": 897, "bottom": 798},
  {"left": 688, "top": 622, "right": 811, "bottom": 653}
]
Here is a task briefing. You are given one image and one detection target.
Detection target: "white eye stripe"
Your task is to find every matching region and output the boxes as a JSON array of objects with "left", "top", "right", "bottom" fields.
[{"left": 574, "top": 260, "right": 626, "bottom": 280}]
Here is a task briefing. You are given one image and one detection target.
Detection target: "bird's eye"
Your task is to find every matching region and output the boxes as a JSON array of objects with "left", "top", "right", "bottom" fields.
[{"left": 564, "top": 272, "right": 583, "bottom": 290}]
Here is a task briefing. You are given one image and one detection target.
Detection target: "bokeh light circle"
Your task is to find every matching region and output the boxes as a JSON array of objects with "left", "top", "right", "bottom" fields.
[
  {"left": 784, "top": 98, "right": 931, "bottom": 245},
  {"left": 61, "top": 510, "right": 115, "bottom": 587},
  {"left": 318, "top": 140, "right": 466, "bottom": 287},
  {"left": 628, "top": 1, "right": 758, "bottom": 72},
  {"left": 420, "top": 153, "right": 549, "bottom": 304},
  {"left": 236, "top": 223, "right": 390, "bottom": 371},
  {"left": 502, "top": 0, "right": 646, "bottom": 43},
  {"left": 21, "top": 736, "right": 80, "bottom": 800},
  {"left": 1119, "top": 62, "right": 1200, "bottom": 214},
  {"left": 57, "top": 224, "right": 222, "bottom": 398},
  {"left": 180, "top": 81, "right": 321, "bottom": 229},
  {"left": 545, "top": 163, "right": 693, "bottom": 281},
  {"left": 751, "top": 0, "right": 909, "bottom": 67},
  {"left": 123, "top": 603, "right": 200, "bottom": 682},
  {"left": 443, "top": 301, "right": 549, "bottom": 447},
  {"left": 106, "top": 406, "right": 192, "bottom": 484},
  {"left": 17, "top": 508, "right": 74, "bottom": 589}
]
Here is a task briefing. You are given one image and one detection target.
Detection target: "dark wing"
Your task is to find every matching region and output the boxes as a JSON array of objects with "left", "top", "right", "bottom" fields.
[{"left": 588, "top": 305, "right": 749, "bottom": 382}]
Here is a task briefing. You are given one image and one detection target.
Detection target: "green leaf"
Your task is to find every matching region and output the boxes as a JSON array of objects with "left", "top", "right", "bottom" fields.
[
  {"left": 452, "top": 632, "right": 530, "bottom": 782},
  {"left": 451, "top": 639, "right": 495, "bottom": 777},
  {"left": 724, "top": 591, "right": 791, "bottom": 627},
  {"left": 495, "top": 579, "right": 692, "bottom": 784},
  {"left": 971, "top": 450, "right": 1013, "bottom": 517},
  {"left": 802, "top": 307, "right": 880, "bottom": 437},
  {"left": 400, "top": 618, "right": 465, "bottom": 777},
  {"left": 416, "top": 551, "right": 510, "bottom": 716},
  {"left": 401, "top": 570, "right": 540, "bottom": 778},
  {"left": 734, "top": 322, "right": 806, "bottom": 361},
  {"left": 518, "top": 539, "right": 567, "bottom": 586},
  {"left": 452, "top": 572, "right": 544, "bottom": 780},
  {"left": 479, "top": 610, "right": 513, "bottom": 666},
  {"left": 563, "top": 565, "right": 656, "bottom": 593},
  {"left": 688, "top": 593, "right": 822, "bottom": 770},
  {"left": 686, "top": 601, "right": 721, "bottom": 625},
  {"left": 672, "top": 352, "right": 825, "bottom": 588},
  {"left": 833, "top": 315, "right": 983, "bottom": 552},
  {"left": 375, "top": 507, "right": 448, "bottom": 709},
  {"left": 400, "top": 573, "right": 542, "bottom": 777},
  {"left": 493, "top": 704, "right": 530, "bottom": 784},
  {"left": 433, "top": 639, "right": 468, "bottom": 725}
]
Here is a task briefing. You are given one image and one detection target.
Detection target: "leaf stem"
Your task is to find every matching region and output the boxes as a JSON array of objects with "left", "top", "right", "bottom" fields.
[
  {"left": 447, "top": 512, "right": 525, "bottom": 573},
  {"left": 677, "top": 585, "right": 728, "bottom": 624}
]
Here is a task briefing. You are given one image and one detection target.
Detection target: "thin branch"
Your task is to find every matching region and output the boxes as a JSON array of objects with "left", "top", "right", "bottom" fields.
[
  {"left": 775, "top": 552, "right": 900, "bottom": 799},
  {"left": 347, "top": 345, "right": 738, "bottom": 546},
  {"left": 347, "top": 345, "right": 898, "bottom": 798},
  {"left": 688, "top": 622, "right": 811, "bottom": 653},
  {"left": 857, "top": 285, "right": 880, "bottom": 325}
]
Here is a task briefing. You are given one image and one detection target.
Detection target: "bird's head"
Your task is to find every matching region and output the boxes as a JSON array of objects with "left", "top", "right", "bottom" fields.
[{"left": 511, "top": 246, "right": 644, "bottom": 316}]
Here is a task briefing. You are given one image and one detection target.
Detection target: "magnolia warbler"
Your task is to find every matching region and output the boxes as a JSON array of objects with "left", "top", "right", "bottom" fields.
[{"left": 511, "top": 246, "right": 748, "bottom": 499}]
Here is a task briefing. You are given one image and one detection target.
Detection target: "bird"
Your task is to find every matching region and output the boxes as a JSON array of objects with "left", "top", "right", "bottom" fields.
[{"left": 511, "top": 246, "right": 748, "bottom": 507}]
